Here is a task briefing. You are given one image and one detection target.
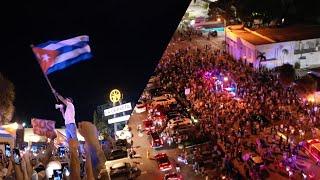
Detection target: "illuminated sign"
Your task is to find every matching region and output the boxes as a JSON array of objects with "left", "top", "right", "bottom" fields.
[
  {"left": 109, "top": 89, "right": 122, "bottom": 103},
  {"left": 108, "top": 115, "right": 130, "bottom": 124},
  {"left": 104, "top": 102, "right": 132, "bottom": 116}
]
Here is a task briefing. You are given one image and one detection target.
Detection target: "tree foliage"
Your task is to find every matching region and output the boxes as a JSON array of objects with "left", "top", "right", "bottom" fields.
[
  {"left": 0, "top": 73, "right": 15, "bottom": 125},
  {"left": 211, "top": 0, "right": 309, "bottom": 25},
  {"left": 93, "top": 110, "right": 110, "bottom": 140},
  {"left": 295, "top": 75, "right": 317, "bottom": 96},
  {"left": 277, "top": 63, "right": 296, "bottom": 87}
]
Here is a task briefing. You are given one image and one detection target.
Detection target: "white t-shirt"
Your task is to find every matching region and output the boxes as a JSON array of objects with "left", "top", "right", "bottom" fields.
[{"left": 64, "top": 101, "right": 75, "bottom": 125}]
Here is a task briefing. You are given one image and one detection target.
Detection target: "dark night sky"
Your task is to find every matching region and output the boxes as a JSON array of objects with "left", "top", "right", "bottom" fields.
[{"left": 0, "top": 0, "right": 191, "bottom": 127}]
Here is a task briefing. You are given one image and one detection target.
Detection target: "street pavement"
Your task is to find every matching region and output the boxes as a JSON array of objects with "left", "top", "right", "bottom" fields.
[{"left": 127, "top": 110, "right": 205, "bottom": 180}]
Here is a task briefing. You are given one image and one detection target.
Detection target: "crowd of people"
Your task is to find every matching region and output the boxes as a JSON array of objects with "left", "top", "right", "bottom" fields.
[
  {"left": 154, "top": 28, "right": 320, "bottom": 178},
  {"left": 0, "top": 121, "right": 108, "bottom": 180}
]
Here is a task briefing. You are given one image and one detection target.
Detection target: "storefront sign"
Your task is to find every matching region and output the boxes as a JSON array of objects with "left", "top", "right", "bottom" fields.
[
  {"left": 104, "top": 102, "right": 132, "bottom": 116},
  {"left": 108, "top": 115, "right": 130, "bottom": 124},
  {"left": 109, "top": 89, "right": 122, "bottom": 103}
]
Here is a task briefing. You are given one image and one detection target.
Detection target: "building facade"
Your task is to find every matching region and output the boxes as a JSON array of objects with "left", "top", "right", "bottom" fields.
[{"left": 226, "top": 25, "right": 320, "bottom": 69}]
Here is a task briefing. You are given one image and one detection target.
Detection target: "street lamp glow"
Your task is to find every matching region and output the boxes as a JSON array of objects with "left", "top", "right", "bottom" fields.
[{"left": 217, "top": 18, "right": 221, "bottom": 22}]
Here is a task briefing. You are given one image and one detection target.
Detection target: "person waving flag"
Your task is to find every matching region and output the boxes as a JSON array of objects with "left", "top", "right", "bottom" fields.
[{"left": 32, "top": 35, "right": 92, "bottom": 74}]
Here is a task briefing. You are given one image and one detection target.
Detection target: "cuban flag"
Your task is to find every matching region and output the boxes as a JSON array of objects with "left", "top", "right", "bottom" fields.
[{"left": 32, "top": 35, "right": 92, "bottom": 74}]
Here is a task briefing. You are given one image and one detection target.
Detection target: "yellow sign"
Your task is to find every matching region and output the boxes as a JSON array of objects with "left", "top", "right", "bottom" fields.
[{"left": 109, "top": 89, "right": 122, "bottom": 103}]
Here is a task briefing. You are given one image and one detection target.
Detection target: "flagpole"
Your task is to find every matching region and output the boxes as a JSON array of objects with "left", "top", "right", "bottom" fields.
[{"left": 30, "top": 44, "right": 59, "bottom": 102}]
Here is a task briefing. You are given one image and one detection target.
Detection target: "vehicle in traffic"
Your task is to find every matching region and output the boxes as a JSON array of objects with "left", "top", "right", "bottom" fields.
[
  {"left": 109, "top": 162, "right": 131, "bottom": 179},
  {"left": 150, "top": 113, "right": 167, "bottom": 127},
  {"left": 134, "top": 101, "right": 146, "bottom": 113},
  {"left": 109, "top": 162, "right": 141, "bottom": 180},
  {"left": 151, "top": 96, "right": 177, "bottom": 107},
  {"left": 304, "top": 139, "right": 320, "bottom": 163},
  {"left": 167, "top": 118, "right": 192, "bottom": 129},
  {"left": 115, "top": 128, "right": 132, "bottom": 142},
  {"left": 106, "top": 148, "right": 128, "bottom": 161},
  {"left": 172, "top": 124, "right": 194, "bottom": 134},
  {"left": 166, "top": 111, "right": 182, "bottom": 120},
  {"left": 143, "top": 119, "right": 155, "bottom": 133},
  {"left": 150, "top": 132, "right": 164, "bottom": 149},
  {"left": 164, "top": 172, "right": 183, "bottom": 180},
  {"left": 155, "top": 153, "right": 172, "bottom": 172},
  {"left": 115, "top": 139, "right": 128, "bottom": 149}
]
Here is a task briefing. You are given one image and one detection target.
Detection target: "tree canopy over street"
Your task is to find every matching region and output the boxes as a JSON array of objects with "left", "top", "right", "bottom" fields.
[
  {"left": 0, "top": 73, "right": 15, "bottom": 124},
  {"left": 209, "top": 0, "right": 320, "bottom": 25},
  {"left": 277, "top": 63, "right": 296, "bottom": 87},
  {"left": 295, "top": 74, "right": 318, "bottom": 96}
]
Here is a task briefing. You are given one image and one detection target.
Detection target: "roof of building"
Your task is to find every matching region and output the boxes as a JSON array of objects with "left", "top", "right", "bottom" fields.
[{"left": 227, "top": 24, "right": 320, "bottom": 45}]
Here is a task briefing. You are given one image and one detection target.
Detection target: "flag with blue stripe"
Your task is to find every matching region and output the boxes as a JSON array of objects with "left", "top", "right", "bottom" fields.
[{"left": 32, "top": 35, "right": 92, "bottom": 74}]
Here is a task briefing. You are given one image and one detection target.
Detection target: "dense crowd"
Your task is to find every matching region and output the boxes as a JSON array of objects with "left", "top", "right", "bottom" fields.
[
  {"left": 154, "top": 29, "right": 320, "bottom": 178},
  {"left": 0, "top": 122, "right": 108, "bottom": 180}
]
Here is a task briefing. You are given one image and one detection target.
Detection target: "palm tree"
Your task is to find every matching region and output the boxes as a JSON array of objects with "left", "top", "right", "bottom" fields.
[
  {"left": 257, "top": 52, "right": 266, "bottom": 69},
  {"left": 0, "top": 73, "right": 15, "bottom": 125}
]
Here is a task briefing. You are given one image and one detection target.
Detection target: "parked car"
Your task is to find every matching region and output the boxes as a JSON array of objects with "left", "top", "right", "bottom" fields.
[
  {"left": 134, "top": 101, "right": 146, "bottom": 113},
  {"left": 167, "top": 118, "right": 192, "bottom": 129},
  {"left": 172, "top": 124, "right": 194, "bottom": 134},
  {"left": 109, "top": 162, "right": 131, "bottom": 178},
  {"left": 109, "top": 162, "right": 141, "bottom": 180},
  {"left": 166, "top": 111, "right": 182, "bottom": 120},
  {"left": 115, "top": 129, "right": 132, "bottom": 141},
  {"left": 143, "top": 119, "right": 155, "bottom": 133},
  {"left": 164, "top": 172, "right": 183, "bottom": 180},
  {"left": 115, "top": 139, "right": 128, "bottom": 149},
  {"left": 107, "top": 148, "right": 128, "bottom": 161},
  {"left": 151, "top": 97, "right": 177, "bottom": 107},
  {"left": 155, "top": 153, "right": 172, "bottom": 172},
  {"left": 150, "top": 132, "right": 164, "bottom": 149}
]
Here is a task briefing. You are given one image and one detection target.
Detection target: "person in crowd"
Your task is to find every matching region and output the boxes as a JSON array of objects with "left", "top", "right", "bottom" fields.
[{"left": 53, "top": 89, "right": 78, "bottom": 142}]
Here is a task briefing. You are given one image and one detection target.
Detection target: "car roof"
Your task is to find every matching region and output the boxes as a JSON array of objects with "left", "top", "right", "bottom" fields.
[
  {"left": 151, "top": 133, "right": 160, "bottom": 138},
  {"left": 111, "top": 162, "right": 127, "bottom": 169},
  {"left": 155, "top": 153, "right": 167, "bottom": 158}
]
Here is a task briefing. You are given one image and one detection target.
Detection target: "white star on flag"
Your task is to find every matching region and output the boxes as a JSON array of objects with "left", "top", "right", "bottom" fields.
[{"left": 41, "top": 54, "right": 50, "bottom": 62}]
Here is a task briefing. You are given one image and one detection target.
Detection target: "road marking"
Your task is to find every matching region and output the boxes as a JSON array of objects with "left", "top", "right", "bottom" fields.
[{"left": 141, "top": 171, "right": 147, "bottom": 174}]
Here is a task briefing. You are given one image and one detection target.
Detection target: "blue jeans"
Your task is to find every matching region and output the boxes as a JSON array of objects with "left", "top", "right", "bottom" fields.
[{"left": 66, "top": 123, "right": 78, "bottom": 141}]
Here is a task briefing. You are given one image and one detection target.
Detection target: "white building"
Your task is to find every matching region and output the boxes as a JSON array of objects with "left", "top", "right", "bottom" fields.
[{"left": 226, "top": 24, "right": 320, "bottom": 69}]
